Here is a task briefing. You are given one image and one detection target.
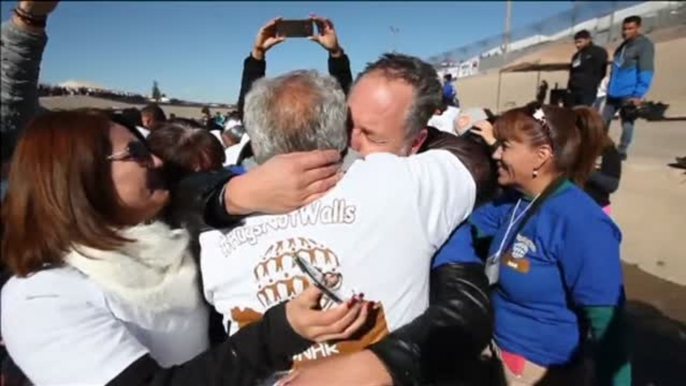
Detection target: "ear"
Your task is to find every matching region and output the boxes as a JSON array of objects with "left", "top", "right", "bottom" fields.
[
  {"left": 409, "top": 128, "right": 429, "bottom": 155},
  {"left": 533, "top": 144, "right": 554, "bottom": 171}
]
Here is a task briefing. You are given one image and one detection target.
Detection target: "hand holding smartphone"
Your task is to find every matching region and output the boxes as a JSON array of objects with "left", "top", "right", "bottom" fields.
[{"left": 275, "top": 19, "right": 314, "bottom": 38}]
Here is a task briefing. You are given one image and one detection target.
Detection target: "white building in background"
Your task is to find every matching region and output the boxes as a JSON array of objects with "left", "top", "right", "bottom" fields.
[
  {"left": 431, "top": 1, "right": 680, "bottom": 78},
  {"left": 436, "top": 55, "right": 480, "bottom": 80},
  {"left": 481, "top": 34, "right": 552, "bottom": 58}
]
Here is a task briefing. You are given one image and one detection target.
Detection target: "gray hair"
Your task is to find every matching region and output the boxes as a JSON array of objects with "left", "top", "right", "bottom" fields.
[
  {"left": 244, "top": 70, "right": 348, "bottom": 164},
  {"left": 354, "top": 53, "right": 442, "bottom": 139}
]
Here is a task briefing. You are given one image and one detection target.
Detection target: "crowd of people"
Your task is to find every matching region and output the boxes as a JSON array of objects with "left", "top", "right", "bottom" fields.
[
  {"left": 37, "top": 83, "right": 149, "bottom": 104},
  {"left": 1, "top": 2, "right": 637, "bottom": 386}
]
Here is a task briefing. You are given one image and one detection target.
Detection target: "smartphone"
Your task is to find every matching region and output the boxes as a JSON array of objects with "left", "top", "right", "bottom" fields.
[
  {"left": 294, "top": 255, "right": 345, "bottom": 303},
  {"left": 276, "top": 19, "right": 314, "bottom": 38}
]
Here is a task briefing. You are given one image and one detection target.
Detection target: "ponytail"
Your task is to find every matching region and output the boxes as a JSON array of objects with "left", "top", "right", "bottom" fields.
[
  {"left": 570, "top": 107, "right": 605, "bottom": 185},
  {"left": 497, "top": 103, "right": 607, "bottom": 186}
]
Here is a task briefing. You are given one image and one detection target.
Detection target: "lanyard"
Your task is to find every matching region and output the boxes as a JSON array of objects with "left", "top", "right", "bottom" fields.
[
  {"left": 492, "top": 195, "right": 540, "bottom": 262},
  {"left": 485, "top": 178, "right": 566, "bottom": 285}
]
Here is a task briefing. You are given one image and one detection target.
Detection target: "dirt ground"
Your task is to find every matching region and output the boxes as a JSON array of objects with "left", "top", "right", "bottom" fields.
[{"left": 623, "top": 263, "right": 686, "bottom": 386}]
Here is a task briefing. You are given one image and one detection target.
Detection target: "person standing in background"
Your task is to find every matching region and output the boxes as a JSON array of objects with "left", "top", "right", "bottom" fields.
[
  {"left": 141, "top": 103, "right": 167, "bottom": 132},
  {"left": 602, "top": 16, "right": 655, "bottom": 161},
  {"left": 201, "top": 106, "right": 222, "bottom": 132},
  {"left": 213, "top": 111, "right": 225, "bottom": 127},
  {"left": 584, "top": 132, "right": 622, "bottom": 215},
  {"left": 567, "top": 30, "right": 608, "bottom": 107},
  {"left": 443, "top": 73, "right": 458, "bottom": 107},
  {"left": 536, "top": 80, "right": 548, "bottom": 105}
]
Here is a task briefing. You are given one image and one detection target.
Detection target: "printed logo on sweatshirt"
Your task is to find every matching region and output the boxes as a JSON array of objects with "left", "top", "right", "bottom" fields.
[
  {"left": 229, "top": 237, "right": 389, "bottom": 367},
  {"left": 219, "top": 199, "right": 357, "bottom": 256}
]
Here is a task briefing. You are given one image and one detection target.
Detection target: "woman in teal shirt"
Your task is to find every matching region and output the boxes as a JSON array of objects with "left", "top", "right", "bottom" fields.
[{"left": 439, "top": 103, "right": 631, "bottom": 385}]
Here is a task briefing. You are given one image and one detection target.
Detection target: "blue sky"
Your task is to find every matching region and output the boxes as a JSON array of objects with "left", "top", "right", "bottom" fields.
[{"left": 1, "top": 1, "right": 576, "bottom": 103}]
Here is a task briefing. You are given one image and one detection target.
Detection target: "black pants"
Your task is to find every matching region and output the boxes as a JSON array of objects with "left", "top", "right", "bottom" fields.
[{"left": 566, "top": 90, "right": 597, "bottom": 107}]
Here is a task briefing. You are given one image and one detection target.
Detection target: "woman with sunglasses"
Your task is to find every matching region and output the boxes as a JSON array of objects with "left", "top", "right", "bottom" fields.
[
  {"left": 458, "top": 103, "right": 631, "bottom": 385},
  {"left": 1, "top": 110, "right": 369, "bottom": 386}
]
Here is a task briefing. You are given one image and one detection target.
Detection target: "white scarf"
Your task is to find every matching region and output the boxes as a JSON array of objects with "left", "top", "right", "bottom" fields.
[{"left": 66, "top": 221, "right": 202, "bottom": 312}]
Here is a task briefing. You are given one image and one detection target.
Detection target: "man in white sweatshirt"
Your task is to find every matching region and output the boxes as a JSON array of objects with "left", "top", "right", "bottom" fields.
[{"left": 199, "top": 68, "right": 478, "bottom": 368}]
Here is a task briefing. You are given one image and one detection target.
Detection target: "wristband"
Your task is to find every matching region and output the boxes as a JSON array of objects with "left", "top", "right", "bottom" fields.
[{"left": 13, "top": 8, "right": 47, "bottom": 28}]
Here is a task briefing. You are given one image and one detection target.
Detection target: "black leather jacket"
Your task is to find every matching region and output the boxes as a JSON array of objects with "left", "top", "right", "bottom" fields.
[{"left": 369, "top": 262, "right": 492, "bottom": 386}]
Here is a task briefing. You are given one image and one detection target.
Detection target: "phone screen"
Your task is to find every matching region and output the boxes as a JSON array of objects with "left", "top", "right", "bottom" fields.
[{"left": 276, "top": 19, "right": 314, "bottom": 38}]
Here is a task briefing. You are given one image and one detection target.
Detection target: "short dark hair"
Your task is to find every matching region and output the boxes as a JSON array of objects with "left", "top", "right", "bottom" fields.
[
  {"left": 623, "top": 15, "right": 642, "bottom": 26},
  {"left": 117, "top": 108, "right": 143, "bottom": 128},
  {"left": 141, "top": 103, "right": 167, "bottom": 125},
  {"left": 574, "top": 30, "right": 591, "bottom": 40},
  {"left": 147, "top": 122, "right": 225, "bottom": 182},
  {"left": 355, "top": 53, "right": 442, "bottom": 138}
]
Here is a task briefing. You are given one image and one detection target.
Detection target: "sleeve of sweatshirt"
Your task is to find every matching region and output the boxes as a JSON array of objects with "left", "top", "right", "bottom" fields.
[
  {"left": 0, "top": 20, "right": 48, "bottom": 162},
  {"left": 236, "top": 55, "right": 266, "bottom": 120},
  {"left": 328, "top": 53, "right": 353, "bottom": 95},
  {"left": 633, "top": 39, "right": 655, "bottom": 98}
]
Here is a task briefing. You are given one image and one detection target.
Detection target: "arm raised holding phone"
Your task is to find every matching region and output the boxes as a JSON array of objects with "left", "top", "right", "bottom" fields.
[{"left": 236, "top": 15, "right": 352, "bottom": 119}]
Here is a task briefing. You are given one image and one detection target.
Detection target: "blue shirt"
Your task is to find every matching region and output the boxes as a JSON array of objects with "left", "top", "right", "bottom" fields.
[
  {"left": 432, "top": 222, "right": 481, "bottom": 268},
  {"left": 442, "top": 83, "right": 456, "bottom": 101},
  {"left": 227, "top": 164, "right": 246, "bottom": 175},
  {"left": 437, "top": 181, "right": 624, "bottom": 366}
]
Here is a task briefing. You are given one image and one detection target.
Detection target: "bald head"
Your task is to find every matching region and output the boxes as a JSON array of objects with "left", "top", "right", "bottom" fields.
[
  {"left": 270, "top": 75, "right": 320, "bottom": 138},
  {"left": 244, "top": 70, "right": 348, "bottom": 164}
]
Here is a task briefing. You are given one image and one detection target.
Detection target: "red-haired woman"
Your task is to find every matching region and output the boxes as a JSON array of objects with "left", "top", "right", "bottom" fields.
[
  {"left": 463, "top": 103, "right": 631, "bottom": 385},
  {"left": 1, "top": 110, "right": 368, "bottom": 385}
]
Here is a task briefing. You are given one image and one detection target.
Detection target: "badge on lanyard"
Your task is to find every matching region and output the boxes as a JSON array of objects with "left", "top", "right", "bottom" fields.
[
  {"left": 485, "top": 198, "right": 539, "bottom": 285},
  {"left": 502, "top": 252, "right": 531, "bottom": 273}
]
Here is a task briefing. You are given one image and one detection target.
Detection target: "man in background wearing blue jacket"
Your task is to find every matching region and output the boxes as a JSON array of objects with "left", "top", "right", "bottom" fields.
[
  {"left": 442, "top": 73, "right": 458, "bottom": 107},
  {"left": 602, "top": 15, "right": 655, "bottom": 161}
]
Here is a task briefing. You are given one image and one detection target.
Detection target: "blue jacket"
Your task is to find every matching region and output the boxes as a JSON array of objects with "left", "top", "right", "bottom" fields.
[
  {"left": 608, "top": 34, "right": 655, "bottom": 99},
  {"left": 443, "top": 82, "right": 456, "bottom": 100}
]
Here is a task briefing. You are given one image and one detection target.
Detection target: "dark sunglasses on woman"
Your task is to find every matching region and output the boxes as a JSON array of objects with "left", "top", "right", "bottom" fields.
[{"left": 107, "top": 140, "right": 153, "bottom": 164}]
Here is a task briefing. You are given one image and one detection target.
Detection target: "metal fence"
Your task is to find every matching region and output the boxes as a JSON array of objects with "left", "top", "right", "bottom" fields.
[{"left": 429, "top": 1, "right": 686, "bottom": 73}]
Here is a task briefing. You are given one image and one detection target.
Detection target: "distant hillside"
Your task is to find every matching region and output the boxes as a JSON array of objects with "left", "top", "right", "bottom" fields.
[{"left": 40, "top": 95, "right": 236, "bottom": 119}]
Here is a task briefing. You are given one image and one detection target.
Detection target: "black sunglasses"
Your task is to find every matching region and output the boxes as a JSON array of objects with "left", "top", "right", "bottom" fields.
[{"left": 107, "top": 140, "right": 152, "bottom": 163}]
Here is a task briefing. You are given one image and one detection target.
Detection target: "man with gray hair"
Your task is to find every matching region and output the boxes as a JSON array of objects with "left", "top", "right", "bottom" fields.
[
  {"left": 243, "top": 70, "right": 348, "bottom": 165},
  {"left": 198, "top": 68, "right": 479, "bottom": 374}
]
